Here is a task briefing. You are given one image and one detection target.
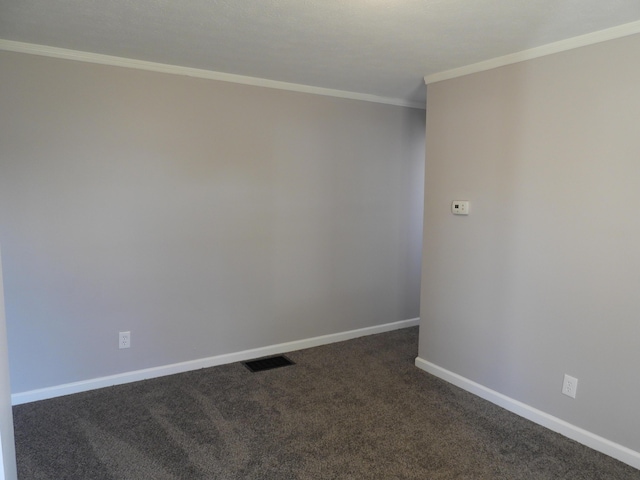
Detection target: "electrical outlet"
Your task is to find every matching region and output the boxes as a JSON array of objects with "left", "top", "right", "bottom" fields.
[
  {"left": 119, "top": 331, "right": 131, "bottom": 349},
  {"left": 562, "top": 374, "right": 578, "bottom": 398}
]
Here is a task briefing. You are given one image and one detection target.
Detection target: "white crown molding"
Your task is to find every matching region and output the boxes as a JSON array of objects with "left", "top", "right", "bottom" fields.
[
  {"left": 415, "top": 357, "right": 640, "bottom": 470},
  {"left": 0, "top": 39, "right": 424, "bottom": 110},
  {"left": 11, "top": 317, "right": 419, "bottom": 405},
  {"left": 425, "top": 19, "right": 640, "bottom": 85}
]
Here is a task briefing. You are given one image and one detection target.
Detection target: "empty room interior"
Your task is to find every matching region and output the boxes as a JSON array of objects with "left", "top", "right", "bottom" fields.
[{"left": 1, "top": 1, "right": 640, "bottom": 478}]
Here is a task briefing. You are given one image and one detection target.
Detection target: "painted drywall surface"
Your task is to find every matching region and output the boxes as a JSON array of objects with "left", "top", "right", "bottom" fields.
[
  {"left": 0, "top": 249, "right": 17, "bottom": 480},
  {"left": 420, "top": 33, "right": 640, "bottom": 452},
  {"left": 0, "top": 51, "right": 425, "bottom": 394}
]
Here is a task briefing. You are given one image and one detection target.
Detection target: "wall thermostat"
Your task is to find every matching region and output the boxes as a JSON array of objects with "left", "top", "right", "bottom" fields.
[{"left": 452, "top": 201, "right": 470, "bottom": 215}]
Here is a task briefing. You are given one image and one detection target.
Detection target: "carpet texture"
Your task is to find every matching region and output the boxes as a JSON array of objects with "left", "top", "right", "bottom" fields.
[{"left": 13, "top": 327, "right": 640, "bottom": 479}]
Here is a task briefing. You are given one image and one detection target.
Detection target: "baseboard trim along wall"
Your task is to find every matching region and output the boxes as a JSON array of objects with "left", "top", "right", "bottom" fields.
[
  {"left": 414, "top": 357, "right": 640, "bottom": 471},
  {"left": 11, "top": 318, "right": 419, "bottom": 405}
]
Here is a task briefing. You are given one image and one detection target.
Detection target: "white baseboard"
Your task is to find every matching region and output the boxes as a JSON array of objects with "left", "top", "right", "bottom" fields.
[
  {"left": 11, "top": 318, "right": 419, "bottom": 405},
  {"left": 414, "top": 357, "right": 640, "bottom": 471}
]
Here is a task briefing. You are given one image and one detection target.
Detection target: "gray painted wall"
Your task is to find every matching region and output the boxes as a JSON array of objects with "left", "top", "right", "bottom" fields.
[
  {"left": 0, "top": 51, "right": 425, "bottom": 394},
  {"left": 420, "top": 33, "right": 640, "bottom": 453},
  {"left": 0, "top": 249, "right": 17, "bottom": 479}
]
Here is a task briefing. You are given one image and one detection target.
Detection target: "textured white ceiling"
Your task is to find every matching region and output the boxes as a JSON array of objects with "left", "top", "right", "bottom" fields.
[{"left": 1, "top": 0, "right": 640, "bottom": 105}]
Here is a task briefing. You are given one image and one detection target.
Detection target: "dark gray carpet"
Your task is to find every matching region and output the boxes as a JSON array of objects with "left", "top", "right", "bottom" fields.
[{"left": 13, "top": 327, "right": 640, "bottom": 479}]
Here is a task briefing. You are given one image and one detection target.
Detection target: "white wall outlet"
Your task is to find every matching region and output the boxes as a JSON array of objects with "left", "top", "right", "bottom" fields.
[
  {"left": 451, "top": 201, "right": 470, "bottom": 215},
  {"left": 562, "top": 374, "right": 578, "bottom": 398},
  {"left": 119, "top": 331, "right": 131, "bottom": 349}
]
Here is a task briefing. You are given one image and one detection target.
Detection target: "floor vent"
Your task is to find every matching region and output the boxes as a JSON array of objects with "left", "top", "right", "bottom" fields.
[{"left": 243, "top": 355, "right": 295, "bottom": 372}]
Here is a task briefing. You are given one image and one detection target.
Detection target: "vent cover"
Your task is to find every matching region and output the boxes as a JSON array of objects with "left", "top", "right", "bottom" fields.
[{"left": 243, "top": 355, "right": 295, "bottom": 372}]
